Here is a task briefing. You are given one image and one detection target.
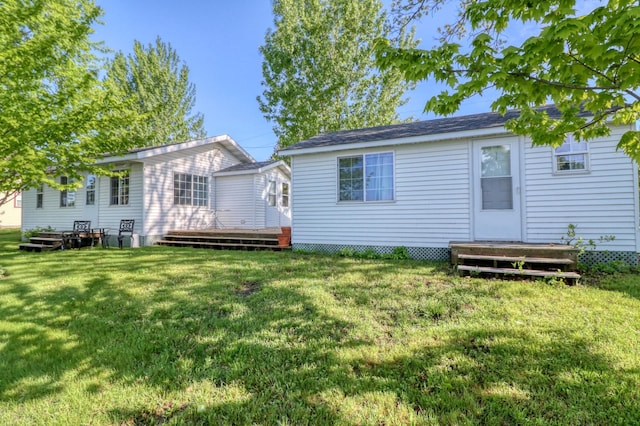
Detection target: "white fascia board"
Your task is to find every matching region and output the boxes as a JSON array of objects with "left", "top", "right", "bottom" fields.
[
  {"left": 95, "top": 134, "right": 256, "bottom": 165},
  {"left": 214, "top": 161, "right": 291, "bottom": 178},
  {"left": 279, "top": 126, "right": 510, "bottom": 156}
]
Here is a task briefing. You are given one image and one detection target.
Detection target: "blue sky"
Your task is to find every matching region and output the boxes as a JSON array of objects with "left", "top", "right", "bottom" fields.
[{"left": 92, "top": 1, "right": 495, "bottom": 161}]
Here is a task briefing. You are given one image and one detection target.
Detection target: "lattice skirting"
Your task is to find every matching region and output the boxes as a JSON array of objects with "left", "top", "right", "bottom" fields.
[
  {"left": 293, "top": 243, "right": 639, "bottom": 266},
  {"left": 579, "top": 251, "right": 638, "bottom": 266},
  {"left": 293, "top": 243, "right": 451, "bottom": 261}
]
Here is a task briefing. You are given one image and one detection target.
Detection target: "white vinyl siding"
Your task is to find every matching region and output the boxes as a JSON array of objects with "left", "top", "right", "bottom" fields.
[
  {"left": 142, "top": 144, "right": 238, "bottom": 235},
  {"left": 524, "top": 125, "right": 638, "bottom": 251},
  {"left": 291, "top": 141, "right": 471, "bottom": 248},
  {"left": 215, "top": 175, "right": 257, "bottom": 228}
]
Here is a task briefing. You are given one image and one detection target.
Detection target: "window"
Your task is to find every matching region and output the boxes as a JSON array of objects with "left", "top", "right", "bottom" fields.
[
  {"left": 36, "top": 185, "right": 43, "bottom": 209},
  {"left": 338, "top": 152, "right": 394, "bottom": 202},
  {"left": 14, "top": 192, "right": 22, "bottom": 208},
  {"left": 85, "top": 175, "right": 96, "bottom": 205},
  {"left": 110, "top": 171, "right": 129, "bottom": 205},
  {"left": 267, "top": 181, "right": 276, "bottom": 207},
  {"left": 281, "top": 182, "right": 289, "bottom": 207},
  {"left": 59, "top": 176, "right": 75, "bottom": 207},
  {"left": 174, "top": 173, "right": 208, "bottom": 206},
  {"left": 554, "top": 135, "right": 588, "bottom": 172},
  {"left": 480, "top": 145, "right": 513, "bottom": 210}
]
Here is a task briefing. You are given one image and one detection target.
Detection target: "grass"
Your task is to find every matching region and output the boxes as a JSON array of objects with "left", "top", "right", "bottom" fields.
[{"left": 0, "top": 228, "right": 639, "bottom": 425}]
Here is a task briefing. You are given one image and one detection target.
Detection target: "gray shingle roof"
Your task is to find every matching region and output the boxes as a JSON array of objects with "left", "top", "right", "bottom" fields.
[
  {"left": 282, "top": 105, "right": 574, "bottom": 152},
  {"left": 217, "top": 160, "right": 278, "bottom": 173}
]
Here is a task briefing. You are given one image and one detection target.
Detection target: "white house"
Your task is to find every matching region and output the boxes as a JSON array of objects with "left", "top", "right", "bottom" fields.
[
  {"left": 21, "top": 135, "right": 291, "bottom": 246},
  {"left": 280, "top": 108, "right": 640, "bottom": 265}
]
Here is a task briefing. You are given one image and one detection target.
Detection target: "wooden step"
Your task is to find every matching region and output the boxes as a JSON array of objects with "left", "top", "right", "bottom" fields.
[
  {"left": 19, "top": 243, "right": 59, "bottom": 252},
  {"left": 457, "top": 265, "right": 581, "bottom": 280},
  {"left": 162, "top": 234, "right": 279, "bottom": 244},
  {"left": 456, "top": 254, "right": 574, "bottom": 265},
  {"left": 156, "top": 239, "right": 286, "bottom": 250}
]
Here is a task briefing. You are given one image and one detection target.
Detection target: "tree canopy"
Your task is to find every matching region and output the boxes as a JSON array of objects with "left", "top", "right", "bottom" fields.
[
  {"left": 103, "top": 37, "right": 206, "bottom": 148},
  {"left": 376, "top": 0, "right": 640, "bottom": 160},
  {"left": 258, "top": 0, "right": 416, "bottom": 154},
  {"left": 0, "top": 0, "right": 138, "bottom": 202}
]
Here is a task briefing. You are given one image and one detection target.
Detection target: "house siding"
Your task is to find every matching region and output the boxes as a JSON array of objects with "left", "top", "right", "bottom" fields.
[
  {"left": 289, "top": 125, "right": 639, "bottom": 262},
  {"left": 291, "top": 140, "right": 471, "bottom": 255},
  {"left": 142, "top": 144, "right": 241, "bottom": 239},
  {"left": 523, "top": 125, "right": 638, "bottom": 253},
  {"left": 215, "top": 175, "right": 257, "bottom": 228}
]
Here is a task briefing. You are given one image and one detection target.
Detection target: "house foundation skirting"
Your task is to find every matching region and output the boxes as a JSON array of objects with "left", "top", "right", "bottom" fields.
[
  {"left": 293, "top": 243, "right": 638, "bottom": 266},
  {"left": 292, "top": 243, "right": 450, "bottom": 261},
  {"left": 578, "top": 251, "right": 638, "bottom": 266}
]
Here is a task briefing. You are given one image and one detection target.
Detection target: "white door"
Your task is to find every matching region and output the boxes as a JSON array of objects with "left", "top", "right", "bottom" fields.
[
  {"left": 473, "top": 139, "right": 521, "bottom": 241},
  {"left": 265, "top": 179, "right": 280, "bottom": 227},
  {"left": 83, "top": 174, "right": 99, "bottom": 226}
]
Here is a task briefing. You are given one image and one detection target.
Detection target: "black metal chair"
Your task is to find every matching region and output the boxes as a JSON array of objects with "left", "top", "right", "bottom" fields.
[
  {"left": 63, "top": 220, "right": 91, "bottom": 249},
  {"left": 117, "top": 219, "right": 135, "bottom": 249}
]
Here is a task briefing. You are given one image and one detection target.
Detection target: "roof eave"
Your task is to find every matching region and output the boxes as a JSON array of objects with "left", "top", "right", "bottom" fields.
[
  {"left": 214, "top": 160, "right": 291, "bottom": 178},
  {"left": 279, "top": 126, "right": 510, "bottom": 156}
]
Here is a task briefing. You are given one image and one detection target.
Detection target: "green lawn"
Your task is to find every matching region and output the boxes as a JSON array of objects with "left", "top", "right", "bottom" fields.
[{"left": 0, "top": 229, "right": 638, "bottom": 425}]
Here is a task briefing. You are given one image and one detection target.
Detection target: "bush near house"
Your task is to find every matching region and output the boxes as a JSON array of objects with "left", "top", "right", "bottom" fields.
[{"left": 0, "top": 229, "right": 638, "bottom": 424}]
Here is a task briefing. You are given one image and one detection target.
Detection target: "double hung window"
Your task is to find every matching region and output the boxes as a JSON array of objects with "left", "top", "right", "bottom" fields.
[
  {"left": 85, "top": 175, "right": 96, "bottom": 205},
  {"left": 338, "top": 152, "right": 394, "bottom": 202},
  {"left": 110, "top": 171, "right": 130, "bottom": 205},
  {"left": 60, "top": 176, "right": 75, "bottom": 207},
  {"left": 554, "top": 135, "right": 589, "bottom": 172}
]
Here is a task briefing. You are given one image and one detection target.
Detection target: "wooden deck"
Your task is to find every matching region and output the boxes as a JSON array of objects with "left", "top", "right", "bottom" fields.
[
  {"left": 450, "top": 241, "right": 580, "bottom": 283},
  {"left": 19, "top": 231, "right": 103, "bottom": 252},
  {"left": 156, "top": 228, "right": 290, "bottom": 251}
]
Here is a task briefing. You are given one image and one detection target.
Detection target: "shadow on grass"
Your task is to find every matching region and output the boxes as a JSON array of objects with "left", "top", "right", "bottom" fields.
[{"left": 0, "top": 229, "right": 638, "bottom": 423}]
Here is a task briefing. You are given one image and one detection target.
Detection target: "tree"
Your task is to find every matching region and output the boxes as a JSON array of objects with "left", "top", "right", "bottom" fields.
[
  {"left": 103, "top": 37, "right": 206, "bottom": 148},
  {"left": 258, "top": 0, "right": 416, "bottom": 153},
  {"left": 0, "top": 0, "right": 138, "bottom": 204},
  {"left": 376, "top": 0, "right": 640, "bottom": 160}
]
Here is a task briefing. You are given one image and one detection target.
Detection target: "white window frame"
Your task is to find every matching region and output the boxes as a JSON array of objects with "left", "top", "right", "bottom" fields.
[
  {"left": 281, "top": 182, "right": 289, "bottom": 208},
  {"left": 59, "top": 176, "right": 75, "bottom": 207},
  {"left": 85, "top": 174, "right": 96, "bottom": 206},
  {"left": 267, "top": 180, "right": 277, "bottom": 207},
  {"left": 337, "top": 151, "right": 395, "bottom": 203},
  {"left": 174, "top": 173, "right": 208, "bottom": 206},
  {"left": 110, "top": 170, "right": 130, "bottom": 206},
  {"left": 36, "top": 185, "right": 43, "bottom": 209},
  {"left": 14, "top": 192, "right": 22, "bottom": 208},
  {"left": 553, "top": 135, "right": 590, "bottom": 174}
]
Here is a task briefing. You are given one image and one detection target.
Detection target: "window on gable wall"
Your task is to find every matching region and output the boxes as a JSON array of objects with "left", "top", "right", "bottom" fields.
[
  {"left": 14, "top": 192, "right": 22, "bottom": 208},
  {"left": 338, "top": 152, "right": 394, "bottom": 202},
  {"left": 59, "top": 176, "right": 75, "bottom": 207},
  {"left": 174, "top": 173, "right": 208, "bottom": 206},
  {"left": 110, "top": 171, "right": 130, "bottom": 205},
  {"left": 554, "top": 135, "right": 589, "bottom": 172}
]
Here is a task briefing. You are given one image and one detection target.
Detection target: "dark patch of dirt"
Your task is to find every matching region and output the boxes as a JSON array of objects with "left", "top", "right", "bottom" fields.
[{"left": 236, "top": 280, "right": 262, "bottom": 296}]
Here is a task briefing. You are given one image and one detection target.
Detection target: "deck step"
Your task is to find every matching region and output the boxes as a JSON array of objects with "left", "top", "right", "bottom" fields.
[
  {"left": 457, "top": 265, "right": 581, "bottom": 280},
  {"left": 162, "top": 235, "right": 279, "bottom": 243},
  {"left": 18, "top": 243, "right": 60, "bottom": 252},
  {"left": 156, "top": 239, "right": 286, "bottom": 250},
  {"left": 456, "top": 254, "right": 574, "bottom": 265}
]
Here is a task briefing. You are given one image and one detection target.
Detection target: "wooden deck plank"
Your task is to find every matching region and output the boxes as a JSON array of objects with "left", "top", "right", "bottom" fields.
[
  {"left": 163, "top": 235, "right": 279, "bottom": 243},
  {"left": 156, "top": 240, "right": 286, "bottom": 249},
  {"left": 457, "top": 265, "right": 581, "bottom": 279},
  {"left": 456, "top": 254, "right": 574, "bottom": 264}
]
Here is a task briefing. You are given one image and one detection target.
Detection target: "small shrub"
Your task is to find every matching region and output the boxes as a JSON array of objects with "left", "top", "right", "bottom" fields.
[{"left": 22, "top": 226, "right": 55, "bottom": 240}]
